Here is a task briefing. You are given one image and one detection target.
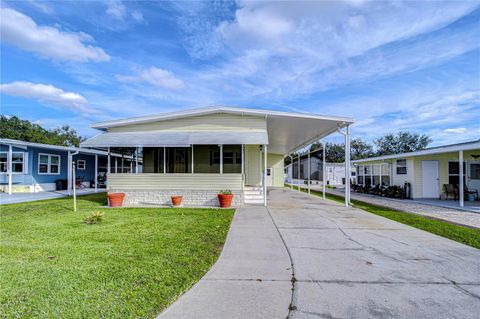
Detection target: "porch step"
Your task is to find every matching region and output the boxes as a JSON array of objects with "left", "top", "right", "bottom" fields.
[{"left": 243, "top": 186, "right": 265, "bottom": 205}]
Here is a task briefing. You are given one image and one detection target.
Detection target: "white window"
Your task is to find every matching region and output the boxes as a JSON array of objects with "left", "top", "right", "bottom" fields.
[
  {"left": 396, "top": 159, "right": 407, "bottom": 175},
  {"left": 0, "top": 152, "right": 6, "bottom": 173},
  {"left": 0, "top": 151, "right": 26, "bottom": 174},
  {"left": 77, "top": 160, "right": 86, "bottom": 170},
  {"left": 38, "top": 153, "right": 61, "bottom": 175}
]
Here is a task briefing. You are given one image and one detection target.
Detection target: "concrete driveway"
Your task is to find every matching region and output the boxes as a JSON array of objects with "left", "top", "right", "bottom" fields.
[{"left": 159, "top": 188, "right": 480, "bottom": 319}]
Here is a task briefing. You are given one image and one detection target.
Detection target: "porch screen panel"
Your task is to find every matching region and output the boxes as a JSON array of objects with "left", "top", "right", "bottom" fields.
[
  {"left": 223, "top": 145, "right": 242, "bottom": 173},
  {"left": 166, "top": 147, "right": 192, "bottom": 173},
  {"left": 143, "top": 147, "right": 164, "bottom": 173},
  {"left": 194, "top": 145, "right": 220, "bottom": 173}
]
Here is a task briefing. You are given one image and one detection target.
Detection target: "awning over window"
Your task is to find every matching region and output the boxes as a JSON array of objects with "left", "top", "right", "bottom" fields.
[{"left": 80, "top": 130, "right": 269, "bottom": 148}]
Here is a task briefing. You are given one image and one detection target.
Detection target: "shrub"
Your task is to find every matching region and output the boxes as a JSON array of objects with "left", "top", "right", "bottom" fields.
[
  {"left": 219, "top": 189, "right": 232, "bottom": 195},
  {"left": 84, "top": 211, "right": 104, "bottom": 224}
]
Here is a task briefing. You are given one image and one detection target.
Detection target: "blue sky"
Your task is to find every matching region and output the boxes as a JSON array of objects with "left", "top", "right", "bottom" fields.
[{"left": 1, "top": 0, "right": 479, "bottom": 145}]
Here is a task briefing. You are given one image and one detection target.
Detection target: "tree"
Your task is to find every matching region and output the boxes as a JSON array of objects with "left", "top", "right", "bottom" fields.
[
  {"left": 0, "top": 115, "right": 85, "bottom": 147},
  {"left": 351, "top": 138, "right": 374, "bottom": 160},
  {"left": 374, "top": 131, "right": 432, "bottom": 156}
]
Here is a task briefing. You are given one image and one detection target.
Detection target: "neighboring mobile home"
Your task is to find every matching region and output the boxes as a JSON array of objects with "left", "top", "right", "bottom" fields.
[
  {"left": 285, "top": 156, "right": 355, "bottom": 186},
  {"left": 0, "top": 139, "right": 111, "bottom": 194},
  {"left": 352, "top": 140, "right": 480, "bottom": 207},
  {"left": 81, "top": 106, "right": 354, "bottom": 206}
]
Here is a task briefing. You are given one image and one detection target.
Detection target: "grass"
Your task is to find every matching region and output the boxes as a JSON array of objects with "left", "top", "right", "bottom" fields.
[
  {"left": 0, "top": 193, "right": 234, "bottom": 318},
  {"left": 289, "top": 185, "right": 480, "bottom": 249}
]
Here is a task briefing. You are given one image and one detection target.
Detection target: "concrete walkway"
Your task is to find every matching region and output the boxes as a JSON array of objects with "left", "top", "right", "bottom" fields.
[
  {"left": 158, "top": 188, "right": 480, "bottom": 318},
  {"left": 157, "top": 205, "right": 292, "bottom": 319},
  {"left": 269, "top": 189, "right": 480, "bottom": 319}
]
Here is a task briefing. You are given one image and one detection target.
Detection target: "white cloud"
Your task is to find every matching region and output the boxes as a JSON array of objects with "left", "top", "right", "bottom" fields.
[
  {"left": 131, "top": 10, "right": 144, "bottom": 23},
  {"left": 116, "top": 67, "right": 186, "bottom": 90},
  {"left": 175, "top": 1, "right": 479, "bottom": 101},
  {"left": 0, "top": 7, "right": 110, "bottom": 62},
  {"left": 106, "top": 0, "right": 126, "bottom": 20},
  {"left": 443, "top": 128, "right": 467, "bottom": 134},
  {"left": 0, "top": 81, "right": 97, "bottom": 114}
]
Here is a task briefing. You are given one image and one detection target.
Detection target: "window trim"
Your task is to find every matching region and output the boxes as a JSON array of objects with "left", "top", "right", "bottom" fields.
[
  {"left": 470, "top": 162, "right": 480, "bottom": 180},
  {"left": 38, "top": 153, "right": 61, "bottom": 175},
  {"left": 77, "top": 159, "right": 86, "bottom": 170},
  {"left": 0, "top": 151, "right": 26, "bottom": 174},
  {"left": 396, "top": 159, "right": 407, "bottom": 175}
]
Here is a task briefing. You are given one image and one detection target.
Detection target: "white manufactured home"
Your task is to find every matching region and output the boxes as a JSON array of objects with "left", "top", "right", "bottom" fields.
[
  {"left": 352, "top": 140, "right": 480, "bottom": 208},
  {"left": 81, "top": 106, "right": 354, "bottom": 206}
]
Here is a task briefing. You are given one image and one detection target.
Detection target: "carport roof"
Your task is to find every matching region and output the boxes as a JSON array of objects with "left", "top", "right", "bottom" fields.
[{"left": 86, "top": 106, "right": 354, "bottom": 154}]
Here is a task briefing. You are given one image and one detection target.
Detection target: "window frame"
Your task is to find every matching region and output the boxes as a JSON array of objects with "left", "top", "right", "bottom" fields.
[
  {"left": 77, "top": 159, "right": 86, "bottom": 170},
  {"left": 396, "top": 159, "right": 407, "bottom": 175},
  {"left": 0, "top": 151, "right": 26, "bottom": 174},
  {"left": 448, "top": 161, "right": 466, "bottom": 185},
  {"left": 38, "top": 153, "right": 61, "bottom": 175},
  {"left": 470, "top": 163, "right": 480, "bottom": 180}
]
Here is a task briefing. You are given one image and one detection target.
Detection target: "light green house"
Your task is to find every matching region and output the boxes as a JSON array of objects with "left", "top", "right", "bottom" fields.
[
  {"left": 81, "top": 106, "right": 353, "bottom": 206},
  {"left": 352, "top": 140, "right": 480, "bottom": 208}
]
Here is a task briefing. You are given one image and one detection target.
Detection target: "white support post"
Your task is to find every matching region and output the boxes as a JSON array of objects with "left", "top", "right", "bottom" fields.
[
  {"left": 135, "top": 147, "right": 139, "bottom": 173},
  {"left": 298, "top": 155, "right": 301, "bottom": 191},
  {"left": 130, "top": 160, "right": 133, "bottom": 174},
  {"left": 115, "top": 157, "right": 118, "bottom": 174},
  {"left": 345, "top": 125, "right": 351, "bottom": 207},
  {"left": 67, "top": 152, "right": 72, "bottom": 196},
  {"left": 220, "top": 145, "right": 223, "bottom": 174},
  {"left": 241, "top": 145, "right": 244, "bottom": 188},
  {"left": 7, "top": 144, "right": 12, "bottom": 195},
  {"left": 308, "top": 150, "right": 311, "bottom": 195},
  {"left": 107, "top": 147, "right": 111, "bottom": 174},
  {"left": 121, "top": 154, "right": 124, "bottom": 174},
  {"left": 94, "top": 154, "right": 98, "bottom": 193},
  {"left": 72, "top": 161, "right": 76, "bottom": 212},
  {"left": 264, "top": 144, "right": 267, "bottom": 206},
  {"left": 459, "top": 150, "right": 464, "bottom": 207},
  {"left": 290, "top": 156, "right": 293, "bottom": 189},
  {"left": 191, "top": 145, "right": 194, "bottom": 174},
  {"left": 322, "top": 141, "right": 326, "bottom": 200},
  {"left": 163, "top": 147, "right": 166, "bottom": 174}
]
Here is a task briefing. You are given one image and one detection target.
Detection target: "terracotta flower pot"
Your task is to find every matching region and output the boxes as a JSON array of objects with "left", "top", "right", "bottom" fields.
[
  {"left": 108, "top": 192, "right": 125, "bottom": 207},
  {"left": 171, "top": 196, "right": 183, "bottom": 207},
  {"left": 217, "top": 194, "right": 234, "bottom": 208}
]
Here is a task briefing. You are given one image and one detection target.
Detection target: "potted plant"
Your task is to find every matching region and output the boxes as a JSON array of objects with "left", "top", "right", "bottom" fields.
[
  {"left": 108, "top": 192, "right": 125, "bottom": 207},
  {"left": 171, "top": 195, "right": 183, "bottom": 207},
  {"left": 218, "top": 190, "right": 233, "bottom": 208}
]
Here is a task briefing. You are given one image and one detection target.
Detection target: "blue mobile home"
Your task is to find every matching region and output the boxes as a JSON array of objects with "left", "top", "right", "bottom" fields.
[{"left": 0, "top": 139, "right": 108, "bottom": 193}]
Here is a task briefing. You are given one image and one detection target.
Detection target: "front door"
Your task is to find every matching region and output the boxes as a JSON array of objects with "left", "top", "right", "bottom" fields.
[
  {"left": 467, "top": 161, "right": 480, "bottom": 192},
  {"left": 422, "top": 160, "right": 439, "bottom": 198},
  {"left": 266, "top": 167, "right": 273, "bottom": 187}
]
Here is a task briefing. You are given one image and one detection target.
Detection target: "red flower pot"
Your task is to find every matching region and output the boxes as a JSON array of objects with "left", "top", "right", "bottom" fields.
[
  {"left": 108, "top": 193, "right": 125, "bottom": 207},
  {"left": 171, "top": 196, "right": 183, "bottom": 207},
  {"left": 217, "top": 194, "right": 233, "bottom": 208}
]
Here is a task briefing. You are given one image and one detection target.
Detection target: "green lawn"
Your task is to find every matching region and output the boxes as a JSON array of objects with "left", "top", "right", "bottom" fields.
[
  {"left": 0, "top": 193, "right": 234, "bottom": 318},
  {"left": 290, "top": 185, "right": 480, "bottom": 249}
]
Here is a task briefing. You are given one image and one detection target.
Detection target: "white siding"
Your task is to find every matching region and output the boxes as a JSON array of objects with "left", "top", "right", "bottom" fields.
[
  {"left": 108, "top": 113, "right": 266, "bottom": 132},
  {"left": 108, "top": 173, "right": 243, "bottom": 191},
  {"left": 245, "top": 145, "right": 262, "bottom": 186},
  {"left": 267, "top": 153, "right": 284, "bottom": 187}
]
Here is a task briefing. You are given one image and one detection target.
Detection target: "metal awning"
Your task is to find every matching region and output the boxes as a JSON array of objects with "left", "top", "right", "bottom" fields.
[{"left": 80, "top": 130, "right": 269, "bottom": 147}]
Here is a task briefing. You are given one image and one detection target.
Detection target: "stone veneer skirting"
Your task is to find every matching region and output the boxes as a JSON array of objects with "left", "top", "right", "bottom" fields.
[{"left": 111, "top": 189, "right": 244, "bottom": 207}]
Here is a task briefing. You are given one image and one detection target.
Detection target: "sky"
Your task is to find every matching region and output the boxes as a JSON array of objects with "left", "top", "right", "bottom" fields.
[{"left": 1, "top": 0, "right": 479, "bottom": 146}]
